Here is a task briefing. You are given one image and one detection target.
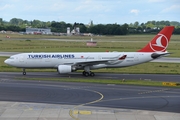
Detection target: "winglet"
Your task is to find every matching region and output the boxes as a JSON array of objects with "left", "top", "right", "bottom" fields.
[{"left": 138, "top": 26, "right": 174, "bottom": 52}]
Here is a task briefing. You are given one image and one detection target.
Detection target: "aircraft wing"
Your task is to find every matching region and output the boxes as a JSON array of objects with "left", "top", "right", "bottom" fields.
[{"left": 64, "top": 55, "right": 127, "bottom": 66}]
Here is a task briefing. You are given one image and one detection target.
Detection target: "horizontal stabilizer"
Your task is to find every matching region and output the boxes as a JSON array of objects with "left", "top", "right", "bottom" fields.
[{"left": 151, "top": 52, "right": 171, "bottom": 59}]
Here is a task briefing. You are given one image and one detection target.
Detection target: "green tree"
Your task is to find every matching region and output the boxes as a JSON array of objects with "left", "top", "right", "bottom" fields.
[
  {"left": 134, "top": 21, "right": 139, "bottom": 28},
  {"left": 121, "top": 23, "right": 128, "bottom": 35},
  {"left": 31, "top": 20, "right": 43, "bottom": 28},
  {"left": 10, "top": 18, "right": 23, "bottom": 26},
  {"left": 0, "top": 18, "right": 3, "bottom": 25},
  {"left": 145, "top": 22, "right": 154, "bottom": 28},
  {"left": 151, "top": 20, "right": 156, "bottom": 25},
  {"left": 170, "top": 21, "right": 180, "bottom": 26}
]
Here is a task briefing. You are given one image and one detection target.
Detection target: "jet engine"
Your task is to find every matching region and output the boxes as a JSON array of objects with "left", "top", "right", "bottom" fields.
[{"left": 58, "top": 65, "right": 76, "bottom": 74}]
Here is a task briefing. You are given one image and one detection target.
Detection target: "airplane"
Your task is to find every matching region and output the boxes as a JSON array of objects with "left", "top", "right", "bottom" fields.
[{"left": 4, "top": 26, "right": 174, "bottom": 77}]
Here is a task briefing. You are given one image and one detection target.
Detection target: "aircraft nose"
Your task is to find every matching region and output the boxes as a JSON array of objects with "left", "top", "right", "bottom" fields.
[{"left": 4, "top": 59, "right": 10, "bottom": 64}]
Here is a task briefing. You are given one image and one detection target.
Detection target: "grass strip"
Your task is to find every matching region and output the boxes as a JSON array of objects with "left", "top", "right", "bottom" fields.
[
  {"left": 0, "top": 35, "right": 180, "bottom": 57},
  {"left": 15, "top": 77, "right": 180, "bottom": 88}
]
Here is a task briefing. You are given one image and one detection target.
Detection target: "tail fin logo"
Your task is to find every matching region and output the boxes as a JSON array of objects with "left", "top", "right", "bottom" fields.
[{"left": 149, "top": 34, "right": 168, "bottom": 52}]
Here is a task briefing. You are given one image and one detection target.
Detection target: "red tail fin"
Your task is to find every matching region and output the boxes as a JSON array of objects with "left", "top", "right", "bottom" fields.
[{"left": 138, "top": 26, "right": 174, "bottom": 52}]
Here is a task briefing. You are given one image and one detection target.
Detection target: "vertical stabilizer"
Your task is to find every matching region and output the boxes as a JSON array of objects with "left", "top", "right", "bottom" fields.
[{"left": 138, "top": 26, "right": 174, "bottom": 52}]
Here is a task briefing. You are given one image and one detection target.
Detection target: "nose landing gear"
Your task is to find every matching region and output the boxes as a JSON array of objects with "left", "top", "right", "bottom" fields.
[{"left": 22, "top": 68, "right": 26, "bottom": 75}]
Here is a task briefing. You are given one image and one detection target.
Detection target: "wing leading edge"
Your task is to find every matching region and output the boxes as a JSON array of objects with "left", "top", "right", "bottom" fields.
[{"left": 63, "top": 55, "right": 127, "bottom": 67}]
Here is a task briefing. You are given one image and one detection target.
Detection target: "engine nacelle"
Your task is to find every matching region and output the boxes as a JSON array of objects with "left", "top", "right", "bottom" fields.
[{"left": 58, "top": 65, "right": 75, "bottom": 74}]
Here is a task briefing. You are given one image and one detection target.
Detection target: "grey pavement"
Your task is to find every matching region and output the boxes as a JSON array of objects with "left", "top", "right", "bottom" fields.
[
  {"left": 0, "top": 101, "right": 179, "bottom": 120},
  {"left": 0, "top": 71, "right": 180, "bottom": 120}
]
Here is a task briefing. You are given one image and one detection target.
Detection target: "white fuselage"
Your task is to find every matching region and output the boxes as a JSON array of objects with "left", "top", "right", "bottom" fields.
[{"left": 4, "top": 52, "right": 154, "bottom": 69}]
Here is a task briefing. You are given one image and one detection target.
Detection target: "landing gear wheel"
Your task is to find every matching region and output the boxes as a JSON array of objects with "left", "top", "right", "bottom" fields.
[
  {"left": 82, "top": 71, "right": 86, "bottom": 76},
  {"left": 84, "top": 72, "right": 89, "bottom": 77},
  {"left": 90, "top": 72, "right": 95, "bottom": 77},
  {"left": 82, "top": 71, "right": 95, "bottom": 77},
  {"left": 23, "top": 72, "right": 26, "bottom": 75}
]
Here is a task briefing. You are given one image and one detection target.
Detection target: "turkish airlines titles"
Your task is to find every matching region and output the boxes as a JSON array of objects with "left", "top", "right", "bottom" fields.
[{"left": 28, "top": 54, "right": 75, "bottom": 59}]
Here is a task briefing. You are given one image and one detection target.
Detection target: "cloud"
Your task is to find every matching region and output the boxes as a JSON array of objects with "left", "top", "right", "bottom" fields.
[
  {"left": 74, "top": 0, "right": 111, "bottom": 13},
  {"left": 0, "top": 0, "right": 180, "bottom": 24},
  {"left": 161, "top": 5, "right": 180, "bottom": 13},
  {"left": 0, "top": 4, "right": 13, "bottom": 11},
  {"left": 130, "top": 9, "right": 139, "bottom": 15},
  {"left": 148, "top": 0, "right": 165, "bottom": 3},
  {"left": 50, "top": 3, "right": 66, "bottom": 11}
]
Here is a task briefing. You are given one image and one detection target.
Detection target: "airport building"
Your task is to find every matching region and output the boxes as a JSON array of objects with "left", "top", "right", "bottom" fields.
[
  {"left": 26, "top": 28, "right": 51, "bottom": 35},
  {"left": 66, "top": 27, "right": 80, "bottom": 35}
]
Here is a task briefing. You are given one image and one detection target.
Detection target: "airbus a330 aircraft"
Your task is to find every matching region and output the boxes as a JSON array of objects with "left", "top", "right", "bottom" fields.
[{"left": 4, "top": 26, "right": 174, "bottom": 76}]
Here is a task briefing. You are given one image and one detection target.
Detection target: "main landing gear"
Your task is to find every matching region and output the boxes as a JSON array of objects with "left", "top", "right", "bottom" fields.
[
  {"left": 22, "top": 68, "right": 26, "bottom": 75},
  {"left": 82, "top": 66, "right": 95, "bottom": 77},
  {"left": 82, "top": 71, "right": 95, "bottom": 77}
]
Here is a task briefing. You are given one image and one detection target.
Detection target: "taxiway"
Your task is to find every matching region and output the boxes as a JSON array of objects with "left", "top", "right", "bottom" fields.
[
  {"left": 1, "top": 72, "right": 180, "bottom": 82},
  {"left": 0, "top": 72, "right": 179, "bottom": 119}
]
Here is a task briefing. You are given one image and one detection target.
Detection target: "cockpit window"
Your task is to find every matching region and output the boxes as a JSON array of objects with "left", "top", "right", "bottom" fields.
[{"left": 9, "top": 57, "right": 14, "bottom": 59}]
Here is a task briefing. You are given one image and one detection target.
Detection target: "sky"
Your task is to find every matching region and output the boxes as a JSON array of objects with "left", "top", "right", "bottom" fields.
[{"left": 0, "top": 0, "right": 180, "bottom": 24}]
